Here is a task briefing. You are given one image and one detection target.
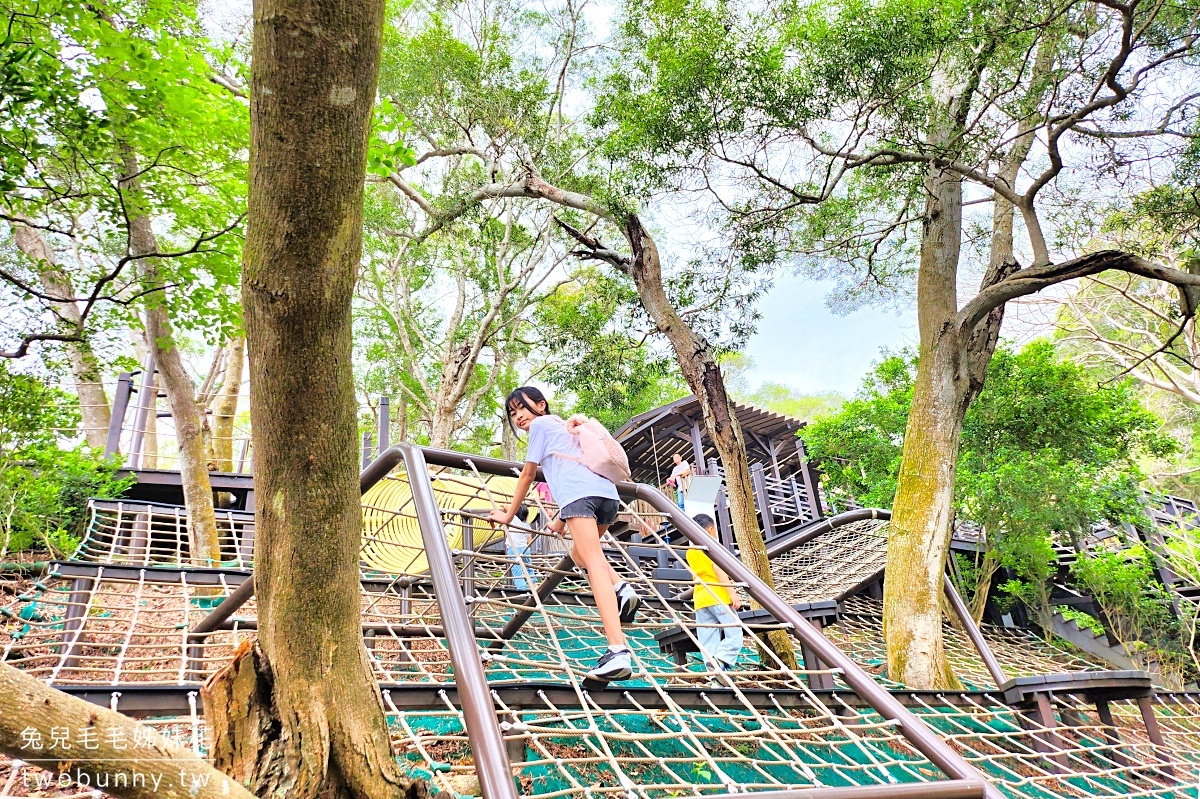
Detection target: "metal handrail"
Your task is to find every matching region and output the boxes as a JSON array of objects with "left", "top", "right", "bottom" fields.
[
  {"left": 394, "top": 444, "right": 519, "bottom": 799},
  {"left": 371, "top": 445, "right": 1003, "bottom": 798},
  {"left": 628, "top": 484, "right": 1005, "bottom": 799},
  {"left": 192, "top": 443, "right": 1000, "bottom": 798},
  {"left": 943, "top": 576, "right": 1007, "bottom": 689},
  {"left": 695, "top": 782, "right": 985, "bottom": 799}
]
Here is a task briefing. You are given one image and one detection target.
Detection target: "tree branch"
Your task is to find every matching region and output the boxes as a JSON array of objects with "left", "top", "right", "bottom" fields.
[
  {"left": 957, "top": 250, "right": 1200, "bottom": 336},
  {"left": 387, "top": 172, "right": 434, "bottom": 215},
  {"left": 0, "top": 331, "right": 85, "bottom": 359},
  {"left": 553, "top": 217, "right": 631, "bottom": 270}
]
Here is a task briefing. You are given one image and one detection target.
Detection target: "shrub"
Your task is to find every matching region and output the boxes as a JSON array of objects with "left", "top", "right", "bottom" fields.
[{"left": 0, "top": 364, "right": 131, "bottom": 558}]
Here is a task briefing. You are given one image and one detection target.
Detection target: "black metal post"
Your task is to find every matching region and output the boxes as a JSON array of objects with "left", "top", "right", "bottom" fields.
[
  {"left": 492, "top": 553, "right": 576, "bottom": 647},
  {"left": 378, "top": 395, "right": 390, "bottom": 453},
  {"left": 187, "top": 576, "right": 256, "bottom": 679},
  {"left": 104, "top": 372, "right": 135, "bottom": 459}
]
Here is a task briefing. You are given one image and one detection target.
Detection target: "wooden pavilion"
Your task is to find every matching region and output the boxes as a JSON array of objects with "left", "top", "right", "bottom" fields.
[{"left": 613, "top": 396, "right": 825, "bottom": 541}]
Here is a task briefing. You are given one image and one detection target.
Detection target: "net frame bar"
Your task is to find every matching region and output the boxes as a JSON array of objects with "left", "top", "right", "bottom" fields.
[{"left": 375, "top": 444, "right": 1007, "bottom": 799}]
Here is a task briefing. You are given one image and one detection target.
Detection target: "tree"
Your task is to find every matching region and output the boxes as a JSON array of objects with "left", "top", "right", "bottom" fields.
[
  {"left": 598, "top": 0, "right": 1200, "bottom": 687},
  {"left": 205, "top": 0, "right": 423, "bottom": 794},
  {"left": 802, "top": 354, "right": 915, "bottom": 511},
  {"left": 1071, "top": 545, "right": 1189, "bottom": 685},
  {"left": 357, "top": 194, "right": 567, "bottom": 449},
  {"left": 0, "top": 362, "right": 130, "bottom": 558},
  {"left": 806, "top": 342, "right": 1174, "bottom": 632},
  {"left": 1054, "top": 148, "right": 1200, "bottom": 491},
  {"left": 8, "top": 225, "right": 111, "bottom": 447},
  {"left": 211, "top": 336, "right": 245, "bottom": 472},
  {"left": 1, "top": 2, "right": 118, "bottom": 436},
  {"left": 377, "top": 0, "right": 796, "bottom": 663},
  {"left": 0, "top": 660, "right": 255, "bottom": 799},
  {"left": 717, "top": 355, "right": 845, "bottom": 420},
  {"left": 742, "top": 383, "right": 844, "bottom": 422},
  {"left": 0, "top": 0, "right": 248, "bottom": 566}
]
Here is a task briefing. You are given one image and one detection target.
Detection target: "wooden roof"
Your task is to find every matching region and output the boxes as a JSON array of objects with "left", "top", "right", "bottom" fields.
[{"left": 613, "top": 396, "right": 807, "bottom": 485}]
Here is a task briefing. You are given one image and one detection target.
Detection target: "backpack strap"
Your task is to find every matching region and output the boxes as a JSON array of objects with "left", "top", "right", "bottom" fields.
[{"left": 546, "top": 414, "right": 585, "bottom": 465}]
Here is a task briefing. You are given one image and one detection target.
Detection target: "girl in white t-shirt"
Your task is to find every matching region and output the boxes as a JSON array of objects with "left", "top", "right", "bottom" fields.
[{"left": 489, "top": 386, "right": 640, "bottom": 682}]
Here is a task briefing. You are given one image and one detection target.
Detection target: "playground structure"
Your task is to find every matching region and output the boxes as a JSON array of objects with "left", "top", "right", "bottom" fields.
[{"left": 5, "top": 399, "right": 1200, "bottom": 797}]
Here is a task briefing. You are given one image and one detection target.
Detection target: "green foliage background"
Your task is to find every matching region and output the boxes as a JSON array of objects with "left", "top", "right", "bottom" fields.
[{"left": 0, "top": 363, "right": 130, "bottom": 558}]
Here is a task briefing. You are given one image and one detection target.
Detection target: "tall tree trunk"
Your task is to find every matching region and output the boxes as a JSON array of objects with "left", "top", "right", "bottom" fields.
[
  {"left": 501, "top": 413, "right": 517, "bottom": 460},
  {"left": 210, "top": 1, "right": 423, "bottom": 796},
  {"left": 11, "top": 225, "right": 111, "bottom": 447},
  {"left": 428, "top": 362, "right": 464, "bottom": 448},
  {"left": 884, "top": 132, "right": 968, "bottom": 689},
  {"left": 429, "top": 412, "right": 455, "bottom": 449},
  {"left": 212, "top": 336, "right": 244, "bottom": 472},
  {"left": 966, "top": 548, "right": 1001, "bottom": 626},
  {"left": 887, "top": 338, "right": 967, "bottom": 688},
  {"left": 498, "top": 359, "right": 517, "bottom": 460},
  {"left": 119, "top": 154, "right": 222, "bottom": 568},
  {"left": 142, "top": 368, "right": 159, "bottom": 469},
  {"left": 884, "top": 53, "right": 1045, "bottom": 685},
  {"left": 622, "top": 215, "right": 796, "bottom": 668}
]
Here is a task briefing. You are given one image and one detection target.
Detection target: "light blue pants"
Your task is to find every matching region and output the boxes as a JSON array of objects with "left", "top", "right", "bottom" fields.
[
  {"left": 695, "top": 604, "right": 743, "bottom": 668},
  {"left": 507, "top": 543, "right": 536, "bottom": 591}
]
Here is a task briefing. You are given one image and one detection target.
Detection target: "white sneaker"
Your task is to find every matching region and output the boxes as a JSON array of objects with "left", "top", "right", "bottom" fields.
[
  {"left": 616, "top": 582, "right": 641, "bottom": 624},
  {"left": 586, "top": 648, "right": 633, "bottom": 681}
]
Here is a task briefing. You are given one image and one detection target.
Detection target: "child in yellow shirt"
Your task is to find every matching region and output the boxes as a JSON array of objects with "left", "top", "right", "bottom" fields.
[{"left": 686, "top": 514, "right": 743, "bottom": 671}]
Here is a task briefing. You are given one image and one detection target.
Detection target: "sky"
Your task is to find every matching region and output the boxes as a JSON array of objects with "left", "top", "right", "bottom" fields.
[{"left": 741, "top": 275, "right": 918, "bottom": 397}]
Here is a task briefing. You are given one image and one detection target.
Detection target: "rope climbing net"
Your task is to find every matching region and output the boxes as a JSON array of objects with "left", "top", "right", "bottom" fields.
[
  {"left": 769, "top": 518, "right": 889, "bottom": 604},
  {"left": 76, "top": 500, "right": 255, "bottom": 568},
  {"left": 825, "top": 596, "right": 1111, "bottom": 691},
  {"left": 4, "top": 453, "right": 1200, "bottom": 799}
]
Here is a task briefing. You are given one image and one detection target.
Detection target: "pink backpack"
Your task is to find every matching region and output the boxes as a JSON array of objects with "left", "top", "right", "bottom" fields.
[{"left": 551, "top": 414, "right": 632, "bottom": 484}]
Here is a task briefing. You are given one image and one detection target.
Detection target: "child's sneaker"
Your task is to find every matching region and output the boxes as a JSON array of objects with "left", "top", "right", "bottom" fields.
[
  {"left": 586, "top": 648, "right": 632, "bottom": 681},
  {"left": 615, "top": 582, "right": 641, "bottom": 624}
]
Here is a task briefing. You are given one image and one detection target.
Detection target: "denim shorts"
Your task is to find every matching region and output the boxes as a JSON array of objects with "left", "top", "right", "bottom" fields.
[{"left": 559, "top": 496, "right": 620, "bottom": 525}]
